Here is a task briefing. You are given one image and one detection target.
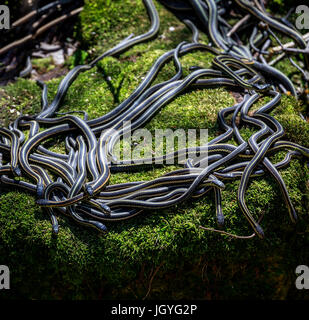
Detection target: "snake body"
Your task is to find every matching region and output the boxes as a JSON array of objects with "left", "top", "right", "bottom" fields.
[{"left": 0, "top": 0, "right": 308, "bottom": 238}]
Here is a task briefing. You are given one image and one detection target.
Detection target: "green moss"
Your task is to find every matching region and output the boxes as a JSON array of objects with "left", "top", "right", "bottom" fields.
[
  {"left": 31, "top": 57, "right": 55, "bottom": 74},
  {"left": 0, "top": 0, "right": 309, "bottom": 300},
  {"left": 267, "top": 0, "right": 305, "bottom": 14},
  {"left": 0, "top": 80, "right": 41, "bottom": 126},
  {"left": 76, "top": 0, "right": 209, "bottom": 63}
]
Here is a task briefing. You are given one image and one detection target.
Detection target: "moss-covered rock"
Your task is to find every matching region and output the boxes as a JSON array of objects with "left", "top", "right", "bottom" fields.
[{"left": 0, "top": 0, "right": 309, "bottom": 300}]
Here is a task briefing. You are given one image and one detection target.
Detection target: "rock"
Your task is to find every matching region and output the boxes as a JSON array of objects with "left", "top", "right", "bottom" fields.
[{"left": 50, "top": 49, "right": 65, "bottom": 66}]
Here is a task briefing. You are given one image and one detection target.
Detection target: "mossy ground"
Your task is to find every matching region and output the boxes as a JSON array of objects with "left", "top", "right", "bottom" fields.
[{"left": 0, "top": 0, "right": 309, "bottom": 299}]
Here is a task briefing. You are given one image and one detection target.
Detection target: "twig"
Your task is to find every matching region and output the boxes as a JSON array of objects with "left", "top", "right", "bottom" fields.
[
  {"left": 199, "top": 211, "right": 265, "bottom": 239},
  {"left": 269, "top": 52, "right": 286, "bottom": 66},
  {"left": 271, "top": 32, "right": 309, "bottom": 53},
  {"left": 0, "top": 7, "right": 84, "bottom": 56},
  {"left": 199, "top": 226, "right": 256, "bottom": 239},
  {"left": 254, "top": 0, "right": 265, "bottom": 13},
  {"left": 227, "top": 14, "right": 250, "bottom": 38},
  {"left": 143, "top": 262, "right": 164, "bottom": 300}
]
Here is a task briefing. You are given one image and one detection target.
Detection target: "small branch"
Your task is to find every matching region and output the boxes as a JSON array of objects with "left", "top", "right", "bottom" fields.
[
  {"left": 143, "top": 262, "right": 164, "bottom": 300},
  {"left": 199, "top": 226, "right": 256, "bottom": 239},
  {"left": 271, "top": 32, "right": 309, "bottom": 53},
  {"left": 227, "top": 14, "right": 250, "bottom": 38}
]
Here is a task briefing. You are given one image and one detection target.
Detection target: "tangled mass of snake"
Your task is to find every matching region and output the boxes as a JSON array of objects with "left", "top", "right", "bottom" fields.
[{"left": 1, "top": 0, "right": 309, "bottom": 239}]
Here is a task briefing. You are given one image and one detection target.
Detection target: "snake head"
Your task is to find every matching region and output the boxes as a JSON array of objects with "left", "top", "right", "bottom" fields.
[
  {"left": 92, "top": 221, "right": 108, "bottom": 233},
  {"left": 52, "top": 224, "right": 59, "bottom": 235},
  {"left": 36, "top": 183, "right": 44, "bottom": 198},
  {"left": 36, "top": 199, "right": 48, "bottom": 206},
  {"left": 255, "top": 224, "right": 265, "bottom": 239},
  {"left": 13, "top": 166, "right": 21, "bottom": 177},
  {"left": 289, "top": 208, "right": 298, "bottom": 224},
  {"left": 213, "top": 179, "right": 225, "bottom": 190},
  {"left": 217, "top": 214, "right": 225, "bottom": 227},
  {"left": 185, "top": 158, "right": 194, "bottom": 168},
  {"left": 189, "top": 65, "right": 202, "bottom": 71},
  {"left": 110, "top": 155, "right": 118, "bottom": 164},
  {"left": 100, "top": 203, "right": 111, "bottom": 215},
  {"left": 252, "top": 83, "right": 271, "bottom": 92},
  {"left": 85, "top": 185, "right": 94, "bottom": 197}
]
